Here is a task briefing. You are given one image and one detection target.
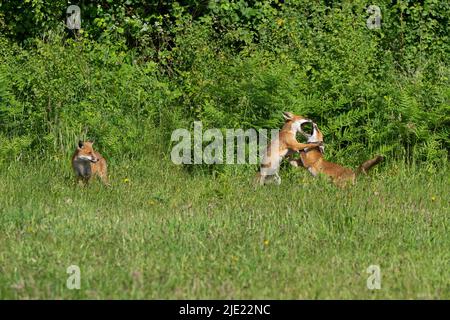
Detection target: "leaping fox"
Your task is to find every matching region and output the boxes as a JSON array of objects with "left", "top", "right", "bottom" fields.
[
  {"left": 256, "top": 112, "right": 322, "bottom": 185},
  {"left": 290, "top": 122, "right": 384, "bottom": 187}
]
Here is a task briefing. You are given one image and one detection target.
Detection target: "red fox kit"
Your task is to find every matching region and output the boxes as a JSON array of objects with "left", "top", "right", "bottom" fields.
[
  {"left": 291, "top": 122, "right": 383, "bottom": 186},
  {"left": 72, "top": 141, "right": 109, "bottom": 186},
  {"left": 257, "top": 112, "right": 322, "bottom": 185}
]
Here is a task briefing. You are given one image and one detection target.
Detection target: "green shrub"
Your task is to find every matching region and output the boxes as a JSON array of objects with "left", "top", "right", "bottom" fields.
[
  {"left": 167, "top": 1, "right": 449, "bottom": 166},
  {"left": 0, "top": 1, "right": 448, "bottom": 168},
  {"left": 0, "top": 32, "right": 179, "bottom": 161}
]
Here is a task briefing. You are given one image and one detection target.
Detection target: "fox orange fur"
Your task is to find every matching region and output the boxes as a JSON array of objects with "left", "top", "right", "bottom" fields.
[
  {"left": 72, "top": 141, "right": 109, "bottom": 186},
  {"left": 291, "top": 123, "right": 384, "bottom": 187},
  {"left": 257, "top": 112, "right": 322, "bottom": 185}
]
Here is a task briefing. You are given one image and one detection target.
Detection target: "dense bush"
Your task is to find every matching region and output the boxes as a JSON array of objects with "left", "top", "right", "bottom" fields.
[
  {"left": 167, "top": 0, "right": 449, "bottom": 166},
  {"left": 0, "top": 0, "right": 449, "bottom": 168},
  {"left": 0, "top": 32, "right": 182, "bottom": 162}
]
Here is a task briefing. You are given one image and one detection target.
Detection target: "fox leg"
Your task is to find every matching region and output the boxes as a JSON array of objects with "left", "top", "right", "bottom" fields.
[
  {"left": 289, "top": 159, "right": 300, "bottom": 167},
  {"left": 76, "top": 176, "right": 89, "bottom": 187},
  {"left": 95, "top": 159, "right": 110, "bottom": 186},
  {"left": 258, "top": 161, "right": 273, "bottom": 186},
  {"left": 291, "top": 142, "right": 322, "bottom": 152},
  {"left": 99, "top": 173, "right": 110, "bottom": 186},
  {"left": 274, "top": 173, "right": 281, "bottom": 185},
  {"left": 284, "top": 137, "right": 322, "bottom": 152},
  {"left": 98, "top": 166, "right": 109, "bottom": 186},
  {"left": 286, "top": 152, "right": 303, "bottom": 168},
  {"left": 259, "top": 174, "right": 266, "bottom": 186}
]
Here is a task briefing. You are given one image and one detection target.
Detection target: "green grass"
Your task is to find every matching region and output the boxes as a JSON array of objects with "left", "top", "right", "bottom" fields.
[{"left": 0, "top": 156, "right": 448, "bottom": 299}]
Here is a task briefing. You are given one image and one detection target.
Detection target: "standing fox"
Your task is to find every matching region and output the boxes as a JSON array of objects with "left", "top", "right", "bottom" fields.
[
  {"left": 290, "top": 122, "right": 384, "bottom": 186},
  {"left": 256, "top": 112, "right": 322, "bottom": 185},
  {"left": 72, "top": 141, "right": 109, "bottom": 186}
]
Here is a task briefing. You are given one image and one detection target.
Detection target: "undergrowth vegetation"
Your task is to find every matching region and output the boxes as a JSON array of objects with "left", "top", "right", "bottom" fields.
[
  {"left": 0, "top": 0, "right": 449, "bottom": 300},
  {"left": 0, "top": 158, "right": 448, "bottom": 299},
  {"left": 0, "top": 0, "right": 449, "bottom": 168}
]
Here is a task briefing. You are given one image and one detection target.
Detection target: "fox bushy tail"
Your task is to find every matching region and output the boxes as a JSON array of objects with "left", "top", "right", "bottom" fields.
[{"left": 356, "top": 155, "right": 384, "bottom": 175}]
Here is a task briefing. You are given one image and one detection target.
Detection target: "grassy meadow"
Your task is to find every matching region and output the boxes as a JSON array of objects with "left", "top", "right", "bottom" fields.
[
  {"left": 0, "top": 155, "right": 448, "bottom": 299},
  {"left": 1, "top": 0, "right": 450, "bottom": 301}
]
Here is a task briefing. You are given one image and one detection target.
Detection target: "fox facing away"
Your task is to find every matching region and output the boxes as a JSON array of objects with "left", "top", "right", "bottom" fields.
[
  {"left": 72, "top": 141, "right": 109, "bottom": 186},
  {"left": 256, "top": 112, "right": 322, "bottom": 185},
  {"left": 291, "top": 122, "right": 384, "bottom": 187}
]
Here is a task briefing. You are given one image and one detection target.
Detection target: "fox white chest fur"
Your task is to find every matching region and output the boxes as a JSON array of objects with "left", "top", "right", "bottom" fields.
[{"left": 72, "top": 158, "right": 92, "bottom": 178}]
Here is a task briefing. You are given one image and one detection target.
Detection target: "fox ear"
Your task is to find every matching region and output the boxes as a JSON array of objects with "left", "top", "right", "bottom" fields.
[
  {"left": 282, "top": 111, "right": 294, "bottom": 121},
  {"left": 78, "top": 140, "right": 84, "bottom": 149}
]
